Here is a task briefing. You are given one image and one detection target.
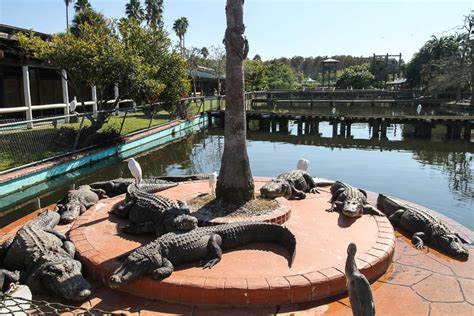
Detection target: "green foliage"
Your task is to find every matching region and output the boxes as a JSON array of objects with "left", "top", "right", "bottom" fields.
[
  {"left": 125, "top": 0, "right": 145, "bottom": 23},
  {"left": 145, "top": 0, "right": 164, "bottom": 29},
  {"left": 173, "top": 17, "right": 189, "bottom": 52},
  {"left": 335, "top": 64, "right": 375, "bottom": 89},
  {"left": 70, "top": 7, "right": 108, "bottom": 37},
  {"left": 266, "top": 61, "right": 301, "bottom": 89},
  {"left": 74, "top": 0, "right": 91, "bottom": 13},
  {"left": 244, "top": 59, "right": 268, "bottom": 91}
]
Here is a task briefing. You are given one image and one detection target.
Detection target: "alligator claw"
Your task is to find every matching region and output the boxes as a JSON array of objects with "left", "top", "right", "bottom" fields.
[
  {"left": 415, "top": 242, "right": 424, "bottom": 249},
  {"left": 310, "top": 188, "right": 320, "bottom": 194},
  {"left": 326, "top": 208, "right": 335, "bottom": 213},
  {"left": 201, "top": 259, "right": 220, "bottom": 269}
]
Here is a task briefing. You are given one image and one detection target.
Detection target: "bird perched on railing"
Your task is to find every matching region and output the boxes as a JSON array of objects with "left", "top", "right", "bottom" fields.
[
  {"left": 296, "top": 158, "right": 309, "bottom": 171},
  {"left": 332, "top": 107, "right": 336, "bottom": 115},
  {"left": 416, "top": 104, "right": 422, "bottom": 115},
  {"left": 209, "top": 171, "right": 218, "bottom": 194},
  {"left": 69, "top": 96, "right": 78, "bottom": 113},
  {"left": 127, "top": 158, "right": 142, "bottom": 186}
]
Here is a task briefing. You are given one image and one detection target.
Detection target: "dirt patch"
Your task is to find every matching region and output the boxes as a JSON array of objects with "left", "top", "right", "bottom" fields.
[{"left": 187, "top": 193, "right": 280, "bottom": 218}]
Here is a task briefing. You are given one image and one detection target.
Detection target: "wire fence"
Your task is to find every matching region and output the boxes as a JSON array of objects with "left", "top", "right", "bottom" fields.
[
  {"left": 0, "top": 96, "right": 225, "bottom": 173},
  {"left": 0, "top": 293, "right": 118, "bottom": 315}
]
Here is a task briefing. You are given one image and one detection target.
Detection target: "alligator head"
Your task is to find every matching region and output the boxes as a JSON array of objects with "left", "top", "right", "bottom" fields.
[
  {"left": 260, "top": 180, "right": 291, "bottom": 199},
  {"left": 33, "top": 255, "right": 91, "bottom": 301},
  {"left": 341, "top": 198, "right": 364, "bottom": 218},
  {"left": 172, "top": 214, "right": 198, "bottom": 231},
  {"left": 109, "top": 249, "right": 160, "bottom": 287},
  {"left": 438, "top": 234, "right": 469, "bottom": 260},
  {"left": 59, "top": 203, "right": 83, "bottom": 224}
]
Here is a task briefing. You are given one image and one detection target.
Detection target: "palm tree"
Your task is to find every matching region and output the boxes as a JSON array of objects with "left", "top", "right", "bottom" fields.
[
  {"left": 74, "top": 0, "right": 91, "bottom": 13},
  {"left": 215, "top": 0, "right": 254, "bottom": 202},
  {"left": 173, "top": 17, "right": 189, "bottom": 54},
  {"left": 145, "top": 0, "right": 163, "bottom": 29},
  {"left": 201, "top": 47, "right": 209, "bottom": 59},
  {"left": 64, "top": 0, "right": 73, "bottom": 30},
  {"left": 125, "top": 0, "right": 144, "bottom": 22}
]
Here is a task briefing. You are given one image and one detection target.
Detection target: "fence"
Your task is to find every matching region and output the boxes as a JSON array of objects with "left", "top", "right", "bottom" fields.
[{"left": 0, "top": 96, "right": 226, "bottom": 173}]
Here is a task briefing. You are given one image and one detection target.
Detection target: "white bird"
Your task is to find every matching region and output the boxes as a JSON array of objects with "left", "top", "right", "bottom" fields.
[
  {"left": 209, "top": 171, "right": 218, "bottom": 194},
  {"left": 296, "top": 158, "right": 310, "bottom": 171},
  {"left": 416, "top": 104, "right": 422, "bottom": 115},
  {"left": 332, "top": 107, "right": 336, "bottom": 115},
  {"left": 69, "top": 96, "right": 77, "bottom": 112},
  {"left": 127, "top": 158, "right": 142, "bottom": 186}
]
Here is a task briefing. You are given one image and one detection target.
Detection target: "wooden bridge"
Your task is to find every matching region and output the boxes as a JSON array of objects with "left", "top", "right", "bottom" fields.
[{"left": 207, "top": 110, "right": 473, "bottom": 140}]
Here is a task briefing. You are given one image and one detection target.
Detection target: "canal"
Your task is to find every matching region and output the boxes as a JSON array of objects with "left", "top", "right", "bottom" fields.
[{"left": 1, "top": 121, "right": 473, "bottom": 230}]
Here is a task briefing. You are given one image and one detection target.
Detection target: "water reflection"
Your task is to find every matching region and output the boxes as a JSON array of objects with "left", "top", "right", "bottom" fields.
[{"left": 1, "top": 124, "right": 473, "bottom": 230}]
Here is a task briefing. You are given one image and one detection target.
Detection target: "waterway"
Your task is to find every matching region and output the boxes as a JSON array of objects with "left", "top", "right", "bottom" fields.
[{"left": 1, "top": 121, "right": 473, "bottom": 230}]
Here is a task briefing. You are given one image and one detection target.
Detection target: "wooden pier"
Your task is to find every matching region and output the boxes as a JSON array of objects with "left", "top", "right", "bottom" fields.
[{"left": 207, "top": 110, "right": 473, "bottom": 140}]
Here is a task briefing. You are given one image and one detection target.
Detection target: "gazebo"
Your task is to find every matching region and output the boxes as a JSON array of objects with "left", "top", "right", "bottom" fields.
[{"left": 321, "top": 58, "right": 340, "bottom": 87}]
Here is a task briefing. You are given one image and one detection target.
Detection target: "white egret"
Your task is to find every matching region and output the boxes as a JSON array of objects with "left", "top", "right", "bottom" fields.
[
  {"left": 416, "top": 104, "right": 422, "bottom": 115},
  {"left": 332, "top": 107, "right": 336, "bottom": 115},
  {"left": 209, "top": 171, "right": 218, "bottom": 194},
  {"left": 296, "top": 158, "right": 310, "bottom": 171},
  {"left": 127, "top": 158, "right": 142, "bottom": 186},
  {"left": 69, "top": 96, "right": 77, "bottom": 112}
]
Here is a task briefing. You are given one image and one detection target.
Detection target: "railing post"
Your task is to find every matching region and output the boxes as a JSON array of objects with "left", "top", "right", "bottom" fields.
[
  {"left": 61, "top": 69, "right": 70, "bottom": 123},
  {"left": 22, "top": 65, "right": 33, "bottom": 128},
  {"left": 91, "top": 86, "right": 98, "bottom": 117},
  {"left": 114, "top": 84, "right": 119, "bottom": 115}
]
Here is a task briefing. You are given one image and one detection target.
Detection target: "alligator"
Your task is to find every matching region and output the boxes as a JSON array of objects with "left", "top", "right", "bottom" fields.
[
  {"left": 112, "top": 185, "right": 198, "bottom": 236},
  {"left": 0, "top": 269, "right": 20, "bottom": 294},
  {"left": 109, "top": 222, "right": 296, "bottom": 287},
  {"left": 90, "top": 178, "right": 179, "bottom": 197},
  {"left": 56, "top": 185, "right": 108, "bottom": 223},
  {"left": 377, "top": 194, "right": 469, "bottom": 260},
  {"left": 326, "top": 181, "right": 384, "bottom": 217},
  {"left": 346, "top": 243, "right": 375, "bottom": 316},
  {"left": 260, "top": 170, "right": 320, "bottom": 199},
  {"left": 0, "top": 210, "right": 91, "bottom": 301}
]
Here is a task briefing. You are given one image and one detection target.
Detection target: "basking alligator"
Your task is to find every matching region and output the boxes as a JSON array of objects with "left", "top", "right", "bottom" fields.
[
  {"left": 56, "top": 185, "right": 107, "bottom": 223},
  {"left": 377, "top": 194, "right": 469, "bottom": 260},
  {"left": 326, "top": 181, "right": 384, "bottom": 217},
  {"left": 90, "top": 174, "right": 210, "bottom": 197},
  {"left": 0, "top": 211, "right": 91, "bottom": 301},
  {"left": 112, "top": 185, "right": 198, "bottom": 236},
  {"left": 109, "top": 222, "right": 296, "bottom": 287},
  {"left": 346, "top": 243, "right": 375, "bottom": 316},
  {"left": 260, "top": 170, "right": 320, "bottom": 199}
]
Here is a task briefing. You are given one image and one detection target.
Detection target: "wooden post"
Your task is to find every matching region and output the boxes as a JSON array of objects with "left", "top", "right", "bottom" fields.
[
  {"left": 22, "top": 65, "right": 33, "bottom": 128},
  {"left": 452, "top": 123, "right": 462, "bottom": 139},
  {"left": 114, "top": 84, "right": 119, "bottom": 115},
  {"left": 297, "top": 119, "right": 303, "bottom": 135},
  {"left": 91, "top": 86, "right": 98, "bottom": 117},
  {"left": 380, "top": 120, "right": 388, "bottom": 139},
  {"left": 279, "top": 118, "right": 289, "bottom": 133},
  {"left": 313, "top": 120, "right": 320, "bottom": 135},
  {"left": 61, "top": 69, "right": 70, "bottom": 122},
  {"left": 339, "top": 121, "right": 346, "bottom": 137},
  {"left": 304, "top": 119, "right": 310, "bottom": 135},
  {"left": 346, "top": 122, "right": 352, "bottom": 138},
  {"left": 271, "top": 116, "right": 277, "bottom": 132},
  {"left": 463, "top": 122, "right": 472, "bottom": 140},
  {"left": 371, "top": 121, "right": 380, "bottom": 139},
  {"left": 331, "top": 121, "right": 338, "bottom": 138}
]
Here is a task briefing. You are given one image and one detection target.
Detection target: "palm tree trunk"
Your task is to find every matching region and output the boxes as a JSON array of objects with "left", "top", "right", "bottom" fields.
[
  {"left": 216, "top": 0, "right": 254, "bottom": 202},
  {"left": 66, "top": 3, "right": 69, "bottom": 30}
]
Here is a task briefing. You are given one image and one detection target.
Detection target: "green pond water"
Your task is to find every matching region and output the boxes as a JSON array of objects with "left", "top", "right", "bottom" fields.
[{"left": 1, "top": 121, "right": 473, "bottom": 230}]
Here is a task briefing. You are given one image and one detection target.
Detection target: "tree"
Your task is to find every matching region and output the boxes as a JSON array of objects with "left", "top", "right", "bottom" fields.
[
  {"left": 335, "top": 64, "right": 375, "bottom": 89},
  {"left": 244, "top": 59, "right": 267, "bottom": 91},
  {"left": 74, "top": 0, "right": 91, "bottom": 13},
  {"left": 64, "top": 0, "right": 73, "bottom": 30},
  {"left": 144, "top": 0, "right": 164, "bottom": 29},
  {"left": 18, "top": 18, "right": 188, "bottom": 132},
  {"left": 266, "top": 61, "right": 301, "bottom": 89},
  {"left": 201, "top": 47, "right": 209, "bottom": 59},
  {"left": 216, "top": 0, "right": 254, "bottom": 202},
  {"left": 209, "top": 45, "right": 226, "bottom": 95},
  {"left": 173, "top": 17, "right": 189, "bottom": 55},
  {"left": 125, "top": 0, "right": 144, "bottom": 23},
  {"left": 253, "top": 54, "right": 262, "bottom": 61},
  {"left": 71, "top": 7, "right": 108, "bottom": 37}
]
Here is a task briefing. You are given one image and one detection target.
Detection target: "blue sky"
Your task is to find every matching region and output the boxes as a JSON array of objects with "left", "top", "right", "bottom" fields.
[{"left": 0, "top": 0, "right": 471, "bottom": 62}]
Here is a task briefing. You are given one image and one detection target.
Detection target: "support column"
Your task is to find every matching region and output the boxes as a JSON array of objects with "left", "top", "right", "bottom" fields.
[
  {"left": 463, "top": 122, "right": 472, "bottom": 141},
  {"left": 91, "top": 86, "right": 98, "bottom": 117},
  {"left": 271, "top": 117, "right": 277, "bottom": 132},
  {"left": 452, "top": 124, "right": 462, "bottom": 139},
  {"left": 339, "top": 121, "right": 346, "bottom": 137},
  {"left": 346, "top": 122, "right": 352, "bottom": 138},
  {"left": 380, "top": 120, "right": 388, "bottom": 139},
  {"left": 371, "top": 121, "right": 380, "bottom": 139},
  {"left": 313, "top": 121, "right": 320, "bottom": 135},
  {"left": 279, "top": 118, "right": 289, "bottom": 133},
  {"left": 331, "top": 121, "right": 338, "bottom": 138},
  {"left": 297, "top": 120, "right": 303, "bottom": 135},
  {"left": 61, "top": 69, "right": 70, "bottom": 122},
  {"left": 304, "top": 119, "right": 310, "bottom": 135},
  {"left": 22, "top": 65, "right": 33, "bottom": 128}
]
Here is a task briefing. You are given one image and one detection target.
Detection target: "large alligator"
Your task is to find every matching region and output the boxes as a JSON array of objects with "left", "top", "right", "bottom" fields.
[
  {"left": 0, "top": 210, "right": 91, "bottom": 301},
  {"left": 260, "top": 170, "right": 320, "bottom": 199},
  {"left": 326, "top": 181, "right": 384, "bottom": 217},
  {"left": 112, "top": 185, "right": 198, "bottom": 236},
  {"left": 109, "top": 222, "right": 296, "bottom": 287},
  {"left": 346, "top": 243, "right": 375, "bottom": 316},
  {"left": 377, "top": 194, "right": 469, "bottom": 260},
  {"left": 90, "top": 178, "right": 178, "bottom": 197},
  {"left": 56, "top": 185, "right": 107, "bottom": 223}
]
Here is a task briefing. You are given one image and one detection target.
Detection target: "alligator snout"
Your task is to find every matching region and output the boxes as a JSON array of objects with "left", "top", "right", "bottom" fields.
[{"left": 342, "top": 199, "right": 364, "bottom": 218}]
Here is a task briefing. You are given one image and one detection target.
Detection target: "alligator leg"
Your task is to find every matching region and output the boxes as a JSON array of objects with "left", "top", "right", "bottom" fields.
[
  {"left": 111, "top": 200, "right": 134, "bottom": 218},
  {"left": 152, "top": 258, "right": 174, "bottom": 280},
  {"left": 302, "top": 173, "right": 320, "bottom": 194},
  {"left": 326, "top": 200, "right": 343, "bottom": 213},
  {"left": 290, "top": 186, "right": 306, "bottom": 199},
  {"left": 202, "top": 234, "right": 223, "bottom": 269},
  {"left": 44, "top": 229, "right": 68, "bottom": 242},
  {"left": 412, "top": 232, "right": 426, "bottom": 249},
  {"left": 363, "top": 205, "right": 386, "bottom": 217},
  {"left": 455, "top": 233, "right": 469, "bottom": 244},
  {"left": 63, "top": 241, "right": 76, "bottom": 258},
  {"left": 122, "top": 221, "right": 155, "bottom": 235},
  {"left": 0, "top": 269, "right": 20, "bottom": 293},
  {"left": 90, "top": 188, "right": 108, "bottom": 199},
  {"left": 388, "top": 209, "right": 404, "bottom": 226},
  {"left": 0, "top": 236, "right": 15, "bottom": 263}
]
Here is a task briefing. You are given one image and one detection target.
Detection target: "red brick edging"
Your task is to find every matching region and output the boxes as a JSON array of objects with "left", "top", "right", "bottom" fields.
[{"left": 70, "top": 181, "right": 395, "bottom": 307}]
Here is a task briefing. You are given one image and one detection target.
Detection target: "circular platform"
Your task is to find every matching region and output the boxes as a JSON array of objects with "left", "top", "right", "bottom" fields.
[{"left": 70, "top": 178, "right": 395, "bottom": 307}]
